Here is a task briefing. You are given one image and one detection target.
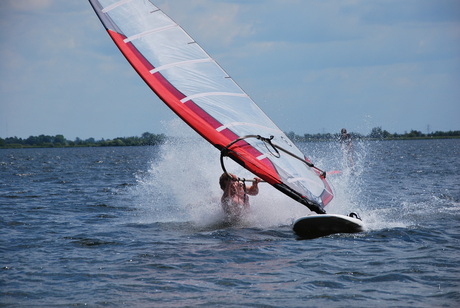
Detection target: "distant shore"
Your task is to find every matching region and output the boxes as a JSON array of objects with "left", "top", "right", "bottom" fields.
[
  {"left": 1, "top": 128, "right": 458, "bottom": 149},
  {"left": 0, "top": 132, "right": 166, "bottom": 149}
]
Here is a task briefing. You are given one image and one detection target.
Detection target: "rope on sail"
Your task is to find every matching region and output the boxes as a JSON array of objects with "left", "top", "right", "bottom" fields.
[{"left": 220, "top": 135, "right": 327, "bottom": 180}]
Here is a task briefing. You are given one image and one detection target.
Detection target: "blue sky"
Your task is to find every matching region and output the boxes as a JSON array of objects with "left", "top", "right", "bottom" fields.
[{"left": 1, "top": 0, "right": 459, "bottom": 140}]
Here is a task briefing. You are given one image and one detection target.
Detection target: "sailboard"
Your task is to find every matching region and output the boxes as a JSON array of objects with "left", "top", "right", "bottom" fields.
[
  {"left": 293, "top": 213, "right": 364, "bottom": 239},
  {"left": 88, "top": 0, "right": 334, "bottom": 215}
]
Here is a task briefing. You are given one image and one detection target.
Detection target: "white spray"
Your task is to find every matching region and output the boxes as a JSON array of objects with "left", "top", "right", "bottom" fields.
[{"left": 131, "top": 119, "right": 306, "bottom": 229}]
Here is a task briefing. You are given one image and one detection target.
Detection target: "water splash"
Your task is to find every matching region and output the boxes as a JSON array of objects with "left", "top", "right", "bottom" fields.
[
  {"left": 299, "top": 140, "right": 367, "bottom": 213},
  {"left": 130, "top": 122, "right": 458, "bottom": 234},
  {"left": 298, "top": 139, "right": 409, "bottom": 231},
  {"left": 324, "top": 139, "right": 460, "bottom": 232},
  {"left": 130, "top": 119, "right": 305, "bottom": 229},
  {"left": 131, "top": 121, "right": 375, "bottom": 230}
]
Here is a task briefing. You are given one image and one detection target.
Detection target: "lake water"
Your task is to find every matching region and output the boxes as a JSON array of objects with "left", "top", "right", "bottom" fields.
[{"left": 1, "top": 137, "right": 459, "bottom": 307}]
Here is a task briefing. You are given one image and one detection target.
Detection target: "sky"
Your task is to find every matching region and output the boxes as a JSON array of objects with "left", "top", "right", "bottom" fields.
[{"left": 1, "top": 0, "right": 459, "bottom": 140}]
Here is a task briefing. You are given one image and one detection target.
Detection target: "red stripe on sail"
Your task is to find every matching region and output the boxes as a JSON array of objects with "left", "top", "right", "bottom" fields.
[{"left": 107, "top": 30, "right": 281, "bottom": 185}]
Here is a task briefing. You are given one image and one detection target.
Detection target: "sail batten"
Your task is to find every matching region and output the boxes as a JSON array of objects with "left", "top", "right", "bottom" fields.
[
  {"left": 101, "top": 0, "right": 134, "bottom": 13},
  {"left": 216, "top": 122, "right": 280, "bottom": 134},
  {"left": 89, "top": 0, "right": 334, "bottom": 214},
  {"left": 180, "top": 92, "right": 248, "bottom": 104},
  {"left": 150, "top": 58, "right": 213, "bottom": 74},
  {"left": 123, "top": 24, "right": 178, "bottom": 42}
]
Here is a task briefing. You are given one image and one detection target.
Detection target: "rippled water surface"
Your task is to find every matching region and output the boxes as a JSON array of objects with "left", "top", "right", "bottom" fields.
[{"left": 1, "top": 138, "right": 459, "bottom": 307}]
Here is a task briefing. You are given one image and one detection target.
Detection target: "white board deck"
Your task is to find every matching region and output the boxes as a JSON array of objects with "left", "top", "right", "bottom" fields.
[{"left": 293, "top": 214, "right": 364, "bottom": 239}]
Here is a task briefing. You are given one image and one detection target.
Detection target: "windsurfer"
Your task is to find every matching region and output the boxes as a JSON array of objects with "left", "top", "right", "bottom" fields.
[
  {"left": 219, "top": 173, "right": 261, "bottom": 218},
  {"left": 340, "top": 128, "right": 354, "bottom": 168}
]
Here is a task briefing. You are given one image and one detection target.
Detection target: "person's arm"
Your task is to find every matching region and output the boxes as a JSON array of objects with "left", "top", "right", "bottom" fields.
[{"left": 246, "top": 178, "right": 261, "bottom": 196}]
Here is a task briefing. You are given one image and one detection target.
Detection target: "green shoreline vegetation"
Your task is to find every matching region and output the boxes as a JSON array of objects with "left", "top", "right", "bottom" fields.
[
  {"left": 0, "top": 128, "right": 459, "bottom": 149},
  {"left": 289, "top": 127, "right": 460, "bottom": 142},
  {"left": 0, "top": 132, "right": 166, "bottom": 149}
]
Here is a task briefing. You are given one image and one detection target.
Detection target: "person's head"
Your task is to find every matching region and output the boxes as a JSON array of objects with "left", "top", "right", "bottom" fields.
[
  {"left": 341, "top": 128, "right": 347, "bottom": 134},
  {"left": 219, "top": 173, "right": 231, "bottom": 190}
]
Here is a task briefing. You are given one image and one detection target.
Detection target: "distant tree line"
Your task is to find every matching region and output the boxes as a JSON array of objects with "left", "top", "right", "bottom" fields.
[
  {"left": 365, "top": 127, "right": 460, "bottom": 140},
  {"left": 1, "top": 128, "right": 458, "bottom": 148},
  {"left": 0, "top": 132, "right": 166, "bottom": 148},
  {"left": 287, "top": 127, "right": 460, "bottom": 142}
]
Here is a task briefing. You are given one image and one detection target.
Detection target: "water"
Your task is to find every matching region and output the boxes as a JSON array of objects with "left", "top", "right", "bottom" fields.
[{"left": 1, "top": 135, "right": 459, "bottom": 307}]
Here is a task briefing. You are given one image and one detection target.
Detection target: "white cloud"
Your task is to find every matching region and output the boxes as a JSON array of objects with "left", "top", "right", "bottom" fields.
[
  {"left": 4, "top": 0, "right": 52, "bottom": 11},
  {"left": 156, "top": 0, "right": 254, "bottom": 47}
]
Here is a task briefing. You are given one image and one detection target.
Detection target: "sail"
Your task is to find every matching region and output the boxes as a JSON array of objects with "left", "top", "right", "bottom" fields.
[{"left": 89, "top": 0, "right": 333, "bottom": 214}]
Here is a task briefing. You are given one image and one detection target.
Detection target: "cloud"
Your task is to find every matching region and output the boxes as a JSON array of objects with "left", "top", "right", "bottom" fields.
[
  {"left": 356, "top": 0, "right": 460, "bottom": 24},
  {"left": 156, "top": 0, "right": 254, "bottom": 47},
  {"left": 3, "top": 0, "right": 52, "bottom": 11}
]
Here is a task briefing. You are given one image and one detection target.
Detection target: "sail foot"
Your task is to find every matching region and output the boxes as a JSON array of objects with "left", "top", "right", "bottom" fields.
[{"left": 274, "top": 183, "right": 326, "bottom": 214}]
